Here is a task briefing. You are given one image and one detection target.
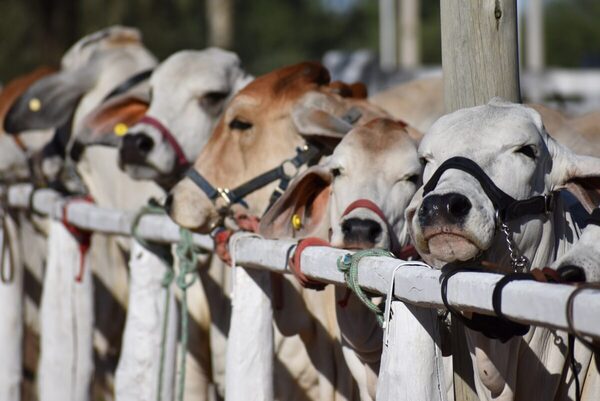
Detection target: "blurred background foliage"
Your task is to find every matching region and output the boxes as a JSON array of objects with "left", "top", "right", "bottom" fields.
[{"left": 0, "top": 0, "right": 599, "bottom": 82}]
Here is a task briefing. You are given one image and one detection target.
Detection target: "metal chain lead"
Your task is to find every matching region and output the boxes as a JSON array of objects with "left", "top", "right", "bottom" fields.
[{"left": 500, "top": 221, "right": 529, "bottom": 272}]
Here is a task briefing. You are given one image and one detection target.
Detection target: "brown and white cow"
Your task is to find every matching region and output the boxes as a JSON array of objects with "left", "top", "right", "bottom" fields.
[
  {"left": 259, "top": 117, "right": 423, "bottom": 400},
  {"left": 168, "top": 61, "right": 395, "bottom": 400},
  {"left": 406, "top": 98, "right": 600, "bottom": 401}
]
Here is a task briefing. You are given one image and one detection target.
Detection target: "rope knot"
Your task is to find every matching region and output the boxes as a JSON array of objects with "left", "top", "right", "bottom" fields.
[{"left": 336, "top": 249, "right": 395, "bottom": 326}]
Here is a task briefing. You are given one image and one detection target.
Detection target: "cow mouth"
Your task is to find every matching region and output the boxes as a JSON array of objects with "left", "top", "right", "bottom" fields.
[{"left": 422, "top": 226, "right": 482, "bottom": 262}]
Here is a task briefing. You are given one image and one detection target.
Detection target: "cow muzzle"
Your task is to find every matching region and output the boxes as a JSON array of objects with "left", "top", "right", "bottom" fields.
[{"left": 119, "top": 132, "right": 154, "bottom": 166}]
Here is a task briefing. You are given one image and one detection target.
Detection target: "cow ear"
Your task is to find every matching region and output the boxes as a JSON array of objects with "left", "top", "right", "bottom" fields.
[
  {"left": 0, "top": 67, "right": 57, "bottom": 133},
  {"left": 3, "top": 67, "right": 95, "bottom": 134},
  {"left": 78, "top": 93, "right": 149, "bottom": 147},
  {"left": 259, "top": 165, "right": 332, "bottom": 240},
  {"left": 549, "top": 136, "right": 600, "bottom": 212}
]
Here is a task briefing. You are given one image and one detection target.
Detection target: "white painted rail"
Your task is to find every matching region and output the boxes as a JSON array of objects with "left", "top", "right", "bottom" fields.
[{"left": 5, "top": 184, "right": 600, "bottom": 340}]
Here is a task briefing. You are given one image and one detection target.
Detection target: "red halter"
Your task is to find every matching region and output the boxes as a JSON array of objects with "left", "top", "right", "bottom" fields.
[
  {"left": 341, "top": 199, "right": 418, "bottom": 260},
  {"left": 138, "top": 115, "right": 189, "bottom": 169}
]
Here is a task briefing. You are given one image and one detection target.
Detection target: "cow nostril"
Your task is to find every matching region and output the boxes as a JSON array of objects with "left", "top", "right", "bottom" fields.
[
  {"left": 341, "top": 218, "right": 382, "bottom": 244},
  {"left": 447, "top": 193, "right": 471, "bottom": 218},
  {"left": 164, "top": 193, "right": 173, "bottom": 214},
  {"left": 135, "top": 133, "right": 154, "bottom": 154}
]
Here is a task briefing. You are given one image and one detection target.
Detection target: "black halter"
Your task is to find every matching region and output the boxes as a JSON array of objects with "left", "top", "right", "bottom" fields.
[
  {"left": 102, "top": 69, "right": 154, "bottom": 102},
  {"left": 423, "top": 156, "right": 556, "bottom": 223},
  {"left": 186, "top": 143, "right": 322, "bottom": 213}
]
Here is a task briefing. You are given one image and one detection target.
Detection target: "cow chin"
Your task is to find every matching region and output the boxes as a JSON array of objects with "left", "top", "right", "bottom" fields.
[
  {"left": 426, "top": 233, "right": 480, "bottom": 262},
  {"left": 121, "top": 164, "right": 161, "bottom": 181}
]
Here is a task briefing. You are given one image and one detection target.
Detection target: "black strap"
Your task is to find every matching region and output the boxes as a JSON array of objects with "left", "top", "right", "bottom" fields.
[
  {"left": 102, "top": 69, "right": 154, "bottom": 102},
  {"left": 186, "top": 144, "right": 322, "bottom": 209},
  {"left": 441, "top": 267, "right": 530, "bottom": 343},
  {"left": 491, "top": 273, "right": 533, "bottom": 338},
  {"left": 423, "top": 156, "right": 554, "bottom": 222},
  {"left": 586, "top": 208, "right": 600, "bottom": 226}
]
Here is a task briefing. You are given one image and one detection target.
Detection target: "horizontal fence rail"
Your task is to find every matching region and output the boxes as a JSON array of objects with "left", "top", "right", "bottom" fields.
[{"left": 4, "top": 184, "right": 600, "bottom": 341}]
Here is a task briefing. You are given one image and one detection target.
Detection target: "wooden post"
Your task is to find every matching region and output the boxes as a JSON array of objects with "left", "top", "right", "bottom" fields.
[
  {"left": 441, "top": 1, "right": 521, "bottom": 400},
  {"left": 379, "top": 0, "right": 398, "bottom": 71},
  {"left": 207, "top": 0, "right": 234, "bottom": 49},
  {"left": 441, "top": 0, "right": 521, "bottom": 111},
  {"left": 526, "top": 0, "right": 544, "bottom": 73},
  {"left": 399, "top": 0, "right": 420, "bottom": 69}
]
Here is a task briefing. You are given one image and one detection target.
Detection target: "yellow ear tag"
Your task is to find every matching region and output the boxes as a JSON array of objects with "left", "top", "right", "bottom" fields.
[
  {"left": 113, "top": 123, "right": 128, "bottom": 136},
  {"left": 28, "top": 98, "right": 41, "bottom": 112},
  {"left": 291, "top": 213, "right": 302, "bottom": 230}
]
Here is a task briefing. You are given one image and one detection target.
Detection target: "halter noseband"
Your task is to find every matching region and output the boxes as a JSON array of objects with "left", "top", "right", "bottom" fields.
[
  {"left": 185, "top": 143, "right": 322, "bottom": 212},
  {"left": 423, "top": 156, "right": 555, "bottom": 223},
  {"left": 138, "top": 115, "right": 190, "bottom": 171}
]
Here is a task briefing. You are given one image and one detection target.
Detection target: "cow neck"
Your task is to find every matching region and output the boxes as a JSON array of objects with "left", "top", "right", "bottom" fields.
[{"left": 186, "top": 142, "right": 323, "bottom": 216}]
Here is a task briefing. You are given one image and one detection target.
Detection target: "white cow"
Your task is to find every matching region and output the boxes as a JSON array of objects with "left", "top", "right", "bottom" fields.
[
  {"left": 406, "top": 98, "right": 600, "bottom": 401},
  {"left": 260, "top": 117, "right": 424, "bottom": 400},
  {"left": 79, "top": 48, "right": 252, "bottom": 400}
]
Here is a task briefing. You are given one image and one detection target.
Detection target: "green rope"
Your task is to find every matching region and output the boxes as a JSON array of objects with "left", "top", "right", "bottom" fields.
[
  {"left": 175, "top": 227, "right": 198, "bottom": 401},
  {"left": 130, "top": 202, "right": 174, "bottom": 401},
  {"left": 337, "top": 249, "right": 395, "bottom": 327}
]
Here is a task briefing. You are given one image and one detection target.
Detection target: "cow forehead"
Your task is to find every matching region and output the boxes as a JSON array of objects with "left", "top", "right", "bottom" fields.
[{"left": 420, "top": 102, "right": 545, "bottom": 160}]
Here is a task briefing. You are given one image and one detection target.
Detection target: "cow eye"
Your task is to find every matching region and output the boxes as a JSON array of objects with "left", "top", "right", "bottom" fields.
[
  {"left": 229, "top": 118, "right": 253, "bottom": 131},
  {"left": 200, "top": 91, "right": 229, "bottom": 115},
  {"left": 515, "top": 144, "right": 536, "bottom": 159},
  {"left": 406, "top": 174, "right": 419, "bottom": 185},
  {"left": 331, "top": 167, "right": 343, "bottom": 177},
  {"left": 419, "top": 157, "right": 428, "bottom": 166}
]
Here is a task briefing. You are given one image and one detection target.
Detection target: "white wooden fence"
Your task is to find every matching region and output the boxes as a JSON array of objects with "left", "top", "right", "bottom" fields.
[{"left": 3, "top": 183, "right": 600, "bottom": 400}]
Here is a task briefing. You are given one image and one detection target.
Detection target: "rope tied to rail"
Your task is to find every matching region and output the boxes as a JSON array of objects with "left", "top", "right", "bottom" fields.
[
  {"left": 175, "top": 227, "right": 198, "bottom": 401},
  {"left": 337, "top": 249, "right": 395, "bottom": 327},
  {"left": 130, "top": 201, "right": 175, "bottom": 401}
]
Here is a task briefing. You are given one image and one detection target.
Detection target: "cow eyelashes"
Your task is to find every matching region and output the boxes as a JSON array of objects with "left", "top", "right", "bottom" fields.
[
  {"left": 200, "top": 91, "right": 229, "bottom": 115},
  {"left": 406, "top": 174, "right": 419, "bottom": 185},
  {"left": 515, "top": 144, "right": 536, "bottom": 159},
  {"left": 229, "top": 118, "right": 253, "bottom": 131}
]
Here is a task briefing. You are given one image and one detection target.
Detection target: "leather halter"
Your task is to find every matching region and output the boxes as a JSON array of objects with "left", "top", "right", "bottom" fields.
[
  {"left": 185, "top": 143, "right": 322, "bottom": 212},
  {"left": 102, "top": 68, "right": 154, "bottom": 102},
  {"left": 138, "top": 115, "right": 190, "bottom": 170},
  {"left": 423, "top": 156, "right": 556, "bottom": 223}
]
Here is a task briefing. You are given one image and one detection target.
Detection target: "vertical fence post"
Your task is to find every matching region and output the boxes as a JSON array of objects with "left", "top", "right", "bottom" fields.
[
  {"left": 376, "top": 301, "right": 447, "bottom": 401},
  {"left": 0, "top": 214, "right": 23, "bottom": 401},
  {"left": 38, "top": 221, "right": 94, "bottom": 401},
  {"left": 379, "top": 0, "right": 398, "bottom": 71},
  {"left": 399, "top": 0, "right": 420, "bottom": 69},
  {"left": 115, "top": 242, "right": 177, "bottom": 401},
  {"left": 225, "top": 235, "right": 274, "bottom": 401},
  {"left": 207, "top": 0, "right": 234, "bottom": 49},
  {"left": 526, "top": 0, "right": 544, "bottom": 101},
  {"left": 440, "top": 1, "right": 521, "bottom": 400}
]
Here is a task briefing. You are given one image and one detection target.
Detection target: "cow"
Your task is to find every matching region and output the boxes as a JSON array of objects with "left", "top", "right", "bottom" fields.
[
  {"left": 167, "top": 61, "right": 402, "bottom": 400},
  {"left": 78, "top": 47, "right": 252, "bottom": 400},
  {"left": 406, "top": 98, "right": 600, "bottom": 401},
  {"left": 3, "top": 26, "right": 164, "bottom": 399},
  {"left": 259, "top": 117, "right": 423, "bottom": 400}
]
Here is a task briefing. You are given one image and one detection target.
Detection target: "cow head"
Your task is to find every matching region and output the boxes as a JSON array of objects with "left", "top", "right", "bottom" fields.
[
  {"left": 260, "top": 118, "right": 422, "bottom": 252},
  {"left": 114, "top": 49, "right": 251, "bottom": 186},
  {"left": 407, "top": 99, "right": 600, "bottom": 267},
  {"left": 167, "top": 62, "right": 380, "bottom": 233}
]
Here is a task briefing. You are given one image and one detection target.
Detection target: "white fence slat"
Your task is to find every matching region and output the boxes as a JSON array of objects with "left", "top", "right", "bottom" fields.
[
  {"left": 376, "top": 301, "right": 447, "bottom": 401},
  {"left": 115, "top": 241, "right": 177, "bottom": 401},
  {"left": 38, "top": 221, "right": 94, "bottom": 401},
  {"left": 0, "top": 214, "right": 23, "bottom": 401},
  {"left": 225, "top": 267, "right": 274, "bottom": 401}
]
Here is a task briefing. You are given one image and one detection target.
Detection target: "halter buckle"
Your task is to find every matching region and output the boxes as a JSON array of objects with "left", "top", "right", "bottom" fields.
[
  {"left": 216, "top": 188, "right": 233, "bottom": 205},
  {"left": 543, "top": 192, "right": 555, "bottom": 215},
  {"left": 281, "top": 159, "right": 300, "bottom": 180}
]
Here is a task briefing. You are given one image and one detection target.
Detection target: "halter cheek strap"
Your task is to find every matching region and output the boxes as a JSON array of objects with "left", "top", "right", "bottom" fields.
[
  {"left": 423, "top": 156, "right": 555, "bottom": 222},
  {"left": 139, "top": 115, "right": 190, "bottom": 170}
]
